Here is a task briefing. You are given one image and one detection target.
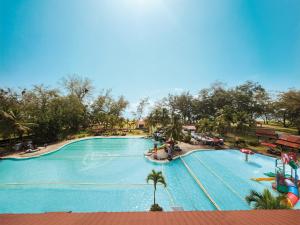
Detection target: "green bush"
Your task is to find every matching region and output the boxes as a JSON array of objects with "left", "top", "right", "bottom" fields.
[
  {"left": 247, "top": 140, "right": 259, "bottom": 147},
  {"left": 234, "top": 138, "right": 246, "bottom": 147},
  {"left": 182, "top": 134, "right": 191, "bottom": 143},
  {"left": 150, "top": 204, "right": 163, "bottom": 211}
]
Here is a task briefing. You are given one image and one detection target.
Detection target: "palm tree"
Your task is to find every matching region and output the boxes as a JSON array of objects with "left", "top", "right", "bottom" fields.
[
  {"left": 0, "top": 110, "right": 32, "bottom": 147},
  {"left": 146, "top": 170, "right": 167, "bottom": 211},
  {"left": 165, "top": 114, "right": 183, "bottom": 142},
  {"left": 245, "top": 189, "right": 290, "bottom": 209},
  {"left": 128, "top": 120, "right": 136, "bottom": 130}
]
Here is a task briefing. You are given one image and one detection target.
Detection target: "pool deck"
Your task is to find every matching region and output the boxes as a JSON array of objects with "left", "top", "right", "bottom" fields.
[
  {"left": 1, "top": 210, "right": 299, "bottom": 225},
  {"left": 1, "top": 140, "right": 71, "bottom": 159},
  {"left": 146, "top": 142, "right": 226, "bottom": 163}
]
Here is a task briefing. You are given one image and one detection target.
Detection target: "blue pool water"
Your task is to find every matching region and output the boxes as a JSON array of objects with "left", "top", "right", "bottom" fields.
[{"left": 0, "top": 138, "right": 298, "bottom": 213}]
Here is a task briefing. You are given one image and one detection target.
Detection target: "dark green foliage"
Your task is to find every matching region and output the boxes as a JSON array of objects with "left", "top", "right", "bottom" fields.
[
  {"left": 165, "top": 115, "right": 183, "bottom": 142},
  {"left": 150, "top": 204, "right": 163, "bottom": 211},
  {"left": 247, "top": 140, "right": 260, "bottom": 147},
  {"left": 182, "top": 134, "right": 191, "bottom": 143},
  {"left": 245, "top": 189, "right": 291, "bottom": 209},
  {"left": 146, "top": 81, "right": 286, "bottom": 136},
  {"left": 0, "top": 76, "right": 129, "bottom": 146},
  {"left": 234, "top": 138, "right": 246, "bottom": 148}
]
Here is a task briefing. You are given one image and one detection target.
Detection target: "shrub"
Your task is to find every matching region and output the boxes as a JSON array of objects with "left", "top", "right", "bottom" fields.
[
  {"left": 182, "top": 134, "right": 191, "bottom": 143},
  {"left": 150, "top": 204, "right": 163, "bottom": 211},
  {"left": 234, "top": 138, "right": 246, "bottom": 147},
  {"left": 247, "top": 140, "right": 259, "bottom": 147}
]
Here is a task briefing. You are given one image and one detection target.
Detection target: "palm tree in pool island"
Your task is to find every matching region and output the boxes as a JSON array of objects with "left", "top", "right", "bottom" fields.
[
  {"left": 165, "top": 114, "right": 183, "bottom": 142},
  {"left": 245, "top": 189, "right": 291, "bottom": 209},
  {"left": 146, "top": 170, "right": 167, "bottom": 211}
]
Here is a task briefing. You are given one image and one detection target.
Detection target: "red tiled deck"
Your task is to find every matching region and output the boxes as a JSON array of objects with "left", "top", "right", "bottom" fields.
[{"left": 1, "top": 210, "right": 300, "bottom": 225}]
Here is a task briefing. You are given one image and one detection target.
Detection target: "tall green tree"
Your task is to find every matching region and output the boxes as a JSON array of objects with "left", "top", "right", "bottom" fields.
[
  {"left": 231, "top": 81, "right": 266, "bottom": 129},
  {"left": 168, "top": 92, "right": 193, "bottom": 123},
  {"left": 91, "top": 90, "right": 128, "bottom": 130},
  {"left": 61, "top": 74, "right": 94, "bottom": 102},
  {"left": 146, "top": 107, "right": 170, "bottom": 129},
  {"left": 276, "top": 90, "right": 300, "bottom": 134},
  {"left": 0, "top": 110, "right": 31, "bottom": 145},
  {"left": 165, "top": 114, "right": 183, "bottom": 141},
  {"left": 134, "top": 97, "right": 149, "bottom": 121}
]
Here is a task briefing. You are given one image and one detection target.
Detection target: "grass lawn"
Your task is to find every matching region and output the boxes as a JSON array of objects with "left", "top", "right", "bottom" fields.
[
  {"left": 224, "top": 123, "right": 300, "bottom": 160},
  {"left": 224, "top": 133, "right": 263, "bottom": 150},
  {"left": 261, "top": 122, "right": 298, "bottom": 135},
  {"left": 224, "top": 122, "right": 299, "bottom": 152}
]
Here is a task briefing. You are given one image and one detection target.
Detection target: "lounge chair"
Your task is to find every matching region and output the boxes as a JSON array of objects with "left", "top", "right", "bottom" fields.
[
  {"left": 174, "top": 146, "right": 182, "bottom": 152},
  {"left": 25, "top": 148, "right": 40, "bottom": 154},
  {"left": 267, "top": 148, "right": 281, "bottom": 156}
]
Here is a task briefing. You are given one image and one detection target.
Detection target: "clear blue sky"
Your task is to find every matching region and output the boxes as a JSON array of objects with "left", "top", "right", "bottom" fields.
[{"left": 1, "top": 0, "right": 300, "bottom": 106}]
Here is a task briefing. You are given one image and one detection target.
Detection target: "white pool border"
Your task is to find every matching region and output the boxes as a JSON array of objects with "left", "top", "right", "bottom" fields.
[{"left": 145, "top": 149, "right": 213, "bottom": 164}]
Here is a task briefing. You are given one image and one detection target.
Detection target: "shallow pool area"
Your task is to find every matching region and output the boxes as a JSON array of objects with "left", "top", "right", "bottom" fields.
[{"left": 0, "top": 138, "right": 298, "bottom": 213}]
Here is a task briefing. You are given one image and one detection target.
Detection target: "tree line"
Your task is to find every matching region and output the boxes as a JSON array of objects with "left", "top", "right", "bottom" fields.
[
  {"left": 1, "top": 78, "right": 299, "bottom": 148},
  {"left": 0, "top": 75, "right": 129, "bottom": 145},
  {"left": 146, "top": 81, "right": 300, "bottom": 135}
]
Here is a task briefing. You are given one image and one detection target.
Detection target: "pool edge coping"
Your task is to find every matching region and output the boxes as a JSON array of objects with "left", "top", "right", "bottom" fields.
[
  {"left": 145, "top": 149, "right": 214, "bottom": 164},
  {"left": 145, "top": 148, "right": 279, "bottom": 164}
]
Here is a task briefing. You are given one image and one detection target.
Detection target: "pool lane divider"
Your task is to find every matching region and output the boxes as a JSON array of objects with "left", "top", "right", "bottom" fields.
[
  {"left": 180, "top": 157, "right": 221, "bottom": 211},
  {"left": 192, "top": 154, "right": 249, "bottom": 207}
]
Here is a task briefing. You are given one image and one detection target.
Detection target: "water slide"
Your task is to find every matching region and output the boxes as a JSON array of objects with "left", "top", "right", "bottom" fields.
[
  {"left": 285, "top": 179, "right": 299, "bottom": 207},
  {"left": 251, "top": 177, "right": 275, "bottom": 182},
  {"left": 264, "top": 172, "right": 291, "bottom": 178},
  {"left": 286, "top": 159, "right": 299, "bottom": 207}
]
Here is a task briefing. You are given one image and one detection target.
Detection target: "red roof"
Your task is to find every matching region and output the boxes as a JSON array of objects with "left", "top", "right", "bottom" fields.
[
  {"left": 276, "top": 134, "right": 300, "bottom": 149},
  {"left": 255, "top": 129, "right": 277, "bottom": 139},
  {"left": 278, "top": 134, "right": 300, "bottom": 144},
  {"left": 1, "top": 210, "right": 300, "bottom": 225},
  {"left": 261, "top": 142, "right": 277, "bottom": 148},
  {"left": 276, "top": 140, "right": 300, "bottom": 149}
]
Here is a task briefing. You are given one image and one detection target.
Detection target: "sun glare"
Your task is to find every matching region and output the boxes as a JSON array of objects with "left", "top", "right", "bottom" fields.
[{"left": 124, "top": 0, "right": 163, "bottom": 11}]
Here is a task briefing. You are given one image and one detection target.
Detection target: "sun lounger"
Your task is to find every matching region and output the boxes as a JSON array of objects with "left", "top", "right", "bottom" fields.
[
  {"left": 174, "top": 146, "right": 182, "bottom": 152},
  {"left": 267, "top": 148, "right": 281, "bottom": 156},
  {"left": 25, "top": 148, "right": 40, "bottom": 154}
]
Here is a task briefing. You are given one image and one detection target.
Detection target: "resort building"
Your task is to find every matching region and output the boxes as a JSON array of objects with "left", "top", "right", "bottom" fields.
[
  {"left": 276, "top": 134, "right": 300, "bottom": 151},
  {"left": 136, "top": 120, "right": 146, "bottom": 129},
  {"left": 255, "top": 128, "right": 278, "bottom": 141}
]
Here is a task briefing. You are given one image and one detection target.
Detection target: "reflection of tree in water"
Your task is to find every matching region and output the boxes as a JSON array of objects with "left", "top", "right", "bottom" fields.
[{"left": 81, "top": 152, "right": 113, "bottom": 171}]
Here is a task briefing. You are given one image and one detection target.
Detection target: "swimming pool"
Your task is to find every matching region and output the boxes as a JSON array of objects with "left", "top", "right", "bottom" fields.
[{"left": 0, "top": 138, "right": 298, "bottom": 213}]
